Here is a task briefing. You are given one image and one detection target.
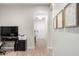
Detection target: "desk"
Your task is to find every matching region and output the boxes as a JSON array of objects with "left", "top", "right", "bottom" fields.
[{"left": 1, "top": 36, "right": 18, "bottom": 41}]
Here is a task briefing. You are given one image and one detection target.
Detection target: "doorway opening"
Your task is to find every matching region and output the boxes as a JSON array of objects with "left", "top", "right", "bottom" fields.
[{"left": 33, "top": 11, "right": 48, "bottom": 49}]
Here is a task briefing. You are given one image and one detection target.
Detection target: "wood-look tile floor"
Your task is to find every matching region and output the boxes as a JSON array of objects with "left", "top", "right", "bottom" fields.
[
  {"left": 3, "top": 48, "right": 53, "bottom": 56},
  {"left": 0, "top": 39, "right": 53, "bottom": 56}
]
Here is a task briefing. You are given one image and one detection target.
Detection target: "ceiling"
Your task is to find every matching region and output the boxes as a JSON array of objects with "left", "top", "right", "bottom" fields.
[{"left": 0, "top": 3, "right": 50, "bottom": 6}]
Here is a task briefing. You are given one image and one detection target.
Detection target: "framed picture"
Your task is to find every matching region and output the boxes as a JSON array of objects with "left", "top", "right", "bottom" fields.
[
  {"left": 57, "top": 10, "right": 64, "bottom": 29},
  {"left": 64, "top": 3, "right": 77, "bottom": 27},
  {"left": 53, "top": 16, "right": 57, "bottom": 29}
]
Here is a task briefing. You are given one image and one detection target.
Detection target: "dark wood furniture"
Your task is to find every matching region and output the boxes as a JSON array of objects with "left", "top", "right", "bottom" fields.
[{"left": 14, "top": 40, "right": 26, "bottom": 51}]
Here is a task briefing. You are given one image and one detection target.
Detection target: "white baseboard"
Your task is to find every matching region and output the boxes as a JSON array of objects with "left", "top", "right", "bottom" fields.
[
  {"left": 48, "top": 47, "right": 53, "bottom": 49},
  {"left": 48, "top": 47, "right": 55, "bottom": 56},
  {"left": 27, "top": 47, "right": 35, "bottom": 49}
]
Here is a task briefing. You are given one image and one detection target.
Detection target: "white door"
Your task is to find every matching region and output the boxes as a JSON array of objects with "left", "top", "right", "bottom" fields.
[
  {"left": 34, "top": 16, "right": 47, "bottom": 40},
  {"left": 34, "top": 17, "right": 47, "bottom": 49}
]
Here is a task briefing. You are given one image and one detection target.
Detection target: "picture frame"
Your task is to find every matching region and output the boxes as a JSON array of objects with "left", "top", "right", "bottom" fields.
[
  {"left": 56, "top": 10, "right": 64, "bottom": 29},
  {"left": 64, "top": 3, "right": 77, "bottom": 27}
]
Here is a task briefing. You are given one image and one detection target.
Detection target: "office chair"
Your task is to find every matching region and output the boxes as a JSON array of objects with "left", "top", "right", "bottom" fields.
[{"left": 0, "top": 41, "right": 6, "bottom": 55}]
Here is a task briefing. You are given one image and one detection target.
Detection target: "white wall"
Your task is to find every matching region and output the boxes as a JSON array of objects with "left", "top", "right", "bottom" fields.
[
  {"left": 0, "top": 4, "right": 50, "bottom": 49},
  {"left": 50, "top": 3, "right": 79, "bottom": 56}
]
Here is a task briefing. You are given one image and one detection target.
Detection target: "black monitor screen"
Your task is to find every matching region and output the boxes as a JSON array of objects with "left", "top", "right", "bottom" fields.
[{"left": 1, "top": 26, "right": 18, "bottom": 36}]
